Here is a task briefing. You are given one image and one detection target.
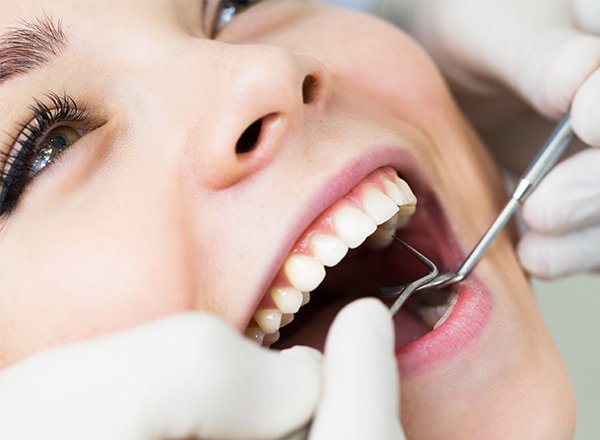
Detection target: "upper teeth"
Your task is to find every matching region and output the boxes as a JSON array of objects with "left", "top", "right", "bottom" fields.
[
  {"left": 333, "top": 206, "right": 377, "bottom": 249},
  {"left": 310, "top": 234, "right": 348, "bottom": 267},
  {"left": 284, "top": 255, "right": 326, "bottom": 292},
  {"left": 245, "top": 167, "right": 417, "bottom": 347},
  {"left": 271, "top": 287, "right": 304, "bottom": 313}
]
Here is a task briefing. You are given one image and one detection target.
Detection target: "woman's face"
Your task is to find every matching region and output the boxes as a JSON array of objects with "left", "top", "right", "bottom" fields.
[{"left": 0, "top": 0, "right": 575, "bottom": 437}]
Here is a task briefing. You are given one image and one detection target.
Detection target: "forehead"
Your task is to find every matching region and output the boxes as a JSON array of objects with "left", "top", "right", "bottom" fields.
[
  {"left": 0, "top": 1, "right": 204, "bottom": 35},
  {"left": 0, "top": 0, "right": 215, "bottom": 85}
]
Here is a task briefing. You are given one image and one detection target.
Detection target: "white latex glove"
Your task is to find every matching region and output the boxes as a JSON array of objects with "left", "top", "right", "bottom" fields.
[
  {"left": 518, "top": 148, "right": 600, "bottom": 278},
  {"left": 405, "top": 0, "right": 600, "bottom": 138},
  {"left": 378, "top": 0, "right": 600, "bottom": 278},
  {"left": 0, "top": 300, "right": 405, "bottom": 440},
  {"left": 310, "top": 298, "right": 405, "bottom": 439},
  {"left": 0, "top": 313, "right": 322, "bottom": 440}
]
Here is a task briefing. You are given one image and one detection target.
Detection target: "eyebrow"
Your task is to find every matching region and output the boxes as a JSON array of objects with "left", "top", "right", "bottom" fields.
[{"left": 0, "top": 14, "right": 67, "bottom": 86}]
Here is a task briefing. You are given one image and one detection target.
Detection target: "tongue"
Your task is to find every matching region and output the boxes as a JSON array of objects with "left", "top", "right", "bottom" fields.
[{"left": 273, "top": 295, "right": 430, "bottom": 352}]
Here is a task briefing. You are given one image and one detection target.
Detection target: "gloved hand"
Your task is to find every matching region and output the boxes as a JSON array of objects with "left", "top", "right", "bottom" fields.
[
  {"left": 0, "top": 313, "right": 322, "bottom": 440},
  {"left": 376, "top": 0, "right": 600, "bottom": 278},
  {"left": 404, "top": 0, "right": 600, "bottom": 142},
  {"left": 0, "top": 299, "right": 404, "bottom": 440},
  {"left": 518, "top": 148, "right": 600, "bottom": 278},
  {"left": 311, "top": 298, "right": 405, "bottom": 439}
]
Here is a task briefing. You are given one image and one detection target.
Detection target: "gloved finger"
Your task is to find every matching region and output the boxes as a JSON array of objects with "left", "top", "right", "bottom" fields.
[
  {"left": 0, "top": 313, "right": 322, "bottom": 440},
  {"left": 574, "top": 0, "right": 600, "bottom": 34},
  {"left": 127, "top": 314, "right": 323, "bottom": 440},
  {"left": 413, "top": 0, "right": 600, "bottom": 119},
  {"left": 572, "top": 68, "right": 600, "bottom": 146},
  {"left": 522, "top": 149, "right": 600, "bottom": 234},
  {"left": 310, "top": 298, "right": 405, "bottom": 440},
  {"left": 518, "top": 225, "right": 600, "bottom": 279},
  {"left": 519, "top": 31, "right": 600, "bottom": 121}
]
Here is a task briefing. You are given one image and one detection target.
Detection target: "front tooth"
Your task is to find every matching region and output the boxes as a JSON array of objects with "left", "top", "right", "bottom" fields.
[
  {"left": 310, "top": 234, "right": 348, "bottom": 267},
  {"left": 254, "top": 309, "right": 282, "bottom": 334},
  {"left": 284, "top": 255, "right": 326, "bottom": 292},
  {"left": 245, "top": 327, "right": 265, "bottom": 346},
  {"left": 271, "top": 287, "right": 303, "bottom": 313},
  {"left": 333, "top": 206, "right": 377, "bottom": 248},
  {"left": 361, "top": 187, "right": 399, "bottom": 225}
]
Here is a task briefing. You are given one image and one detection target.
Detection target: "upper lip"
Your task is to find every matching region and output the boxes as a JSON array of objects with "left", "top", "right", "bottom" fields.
[{"left": 241, "top": 143, "right": 437, "bottom": 328}]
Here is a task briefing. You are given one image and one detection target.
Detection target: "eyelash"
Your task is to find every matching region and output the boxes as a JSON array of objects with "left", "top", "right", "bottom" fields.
[{"left": 0, "top": 92, "right": 91, "bottom": 216}]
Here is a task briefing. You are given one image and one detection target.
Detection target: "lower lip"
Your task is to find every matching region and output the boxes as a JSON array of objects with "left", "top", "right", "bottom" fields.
[{"left": 394, "top": 279, "right": 493, "bottom": 376}]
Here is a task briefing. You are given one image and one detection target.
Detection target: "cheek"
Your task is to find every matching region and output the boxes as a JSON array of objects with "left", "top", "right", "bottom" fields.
[
  {"left": 323, "top": 17, "right": 455, "bottom": 128},
  {"left": 0, "top": 209, "right": 193, "bottom": 367}
]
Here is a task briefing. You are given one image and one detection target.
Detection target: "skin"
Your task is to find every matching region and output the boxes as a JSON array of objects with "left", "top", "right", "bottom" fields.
[{"left": 0, "top": 0, "right": 575, "bottom": 438}]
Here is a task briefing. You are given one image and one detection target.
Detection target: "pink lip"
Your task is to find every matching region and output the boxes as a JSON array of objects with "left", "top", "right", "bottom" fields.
[{"left": 395, "top": 279, "right": 494, "bottom": 376}]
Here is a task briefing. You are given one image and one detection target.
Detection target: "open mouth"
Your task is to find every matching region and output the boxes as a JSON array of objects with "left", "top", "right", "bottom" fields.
[{"left": 244, "top": 166, "right": 474, "bottom": 358}]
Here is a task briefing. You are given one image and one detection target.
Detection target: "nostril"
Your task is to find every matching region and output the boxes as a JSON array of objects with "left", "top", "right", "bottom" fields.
[
  {"left": 236, "top": 117, "right": 263, "bottom": 154},
  {"left": 302, "top": 74, "right": 319, "bottom": 104}
]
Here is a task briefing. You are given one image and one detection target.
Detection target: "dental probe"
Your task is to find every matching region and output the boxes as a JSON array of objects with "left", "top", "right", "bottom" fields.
[
  {"left": 418, "top": 113, "right": 575, "bottom": 293},
  {"left": 387, "top": 239, "right": 440, "bottom": 316}
]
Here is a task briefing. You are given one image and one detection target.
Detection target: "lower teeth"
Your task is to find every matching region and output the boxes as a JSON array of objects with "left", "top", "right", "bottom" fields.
[{"left": 417, "top": 291, "right": 458, "bottom": 329}]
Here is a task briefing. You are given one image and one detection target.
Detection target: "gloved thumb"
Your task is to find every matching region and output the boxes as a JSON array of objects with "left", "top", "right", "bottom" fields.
[
  {"left": 0, "top": 313, "right": 323, "bottom": 440},
  {"left": 310, "top": 298, "right": 404, "bottom": 439}
]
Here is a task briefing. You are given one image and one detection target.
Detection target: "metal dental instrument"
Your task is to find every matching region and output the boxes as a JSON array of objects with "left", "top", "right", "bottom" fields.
[
  {"left": 391, "top": 113, "right": 575, "bottom": 302},
  {"left": 387, "top": 238, "right": 440, "bottom": 315}
]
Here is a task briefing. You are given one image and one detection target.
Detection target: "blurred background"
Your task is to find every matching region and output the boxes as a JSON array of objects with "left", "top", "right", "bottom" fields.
[{"left": 535, "top": 275, "right": 600, "bottom": 439}]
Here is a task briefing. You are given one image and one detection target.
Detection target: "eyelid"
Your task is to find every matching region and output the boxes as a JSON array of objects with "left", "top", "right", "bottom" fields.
[
  {"left": 3, "top": 93, "right": 86, "bottom": 163},
  {"left": 0, "top": 92, "right": 102, "bottom": 216},
  {"left": 204, "top": 0, "right": 220, "bottom": 38},
  {"left": 206, "top": 0, "right": 265, "bottom": 39},
  {"left": 1, "top": 95, "right": 78, "bottom": 174}
]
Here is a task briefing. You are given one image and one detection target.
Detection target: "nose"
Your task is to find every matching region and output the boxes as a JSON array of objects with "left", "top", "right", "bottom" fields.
[{"left": 187, "top": 44, "right": 332, "bottom": 189}]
